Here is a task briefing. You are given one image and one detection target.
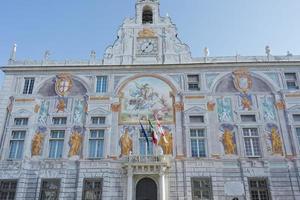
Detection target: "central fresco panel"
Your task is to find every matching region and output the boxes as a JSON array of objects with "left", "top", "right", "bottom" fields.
[{"left": 120, "top": 76, "right": 174, "bottom": 124}]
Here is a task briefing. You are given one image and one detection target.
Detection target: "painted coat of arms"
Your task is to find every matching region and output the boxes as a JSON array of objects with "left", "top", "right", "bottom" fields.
[
  {"left": 55, "top": 74, "right": 73, "bottom": 97},
  {"left": 120, "top": 77, "right": 174, "bottom": 124},
  {"left": 233, "top": 69, "right": 253, "bottom": 93}
]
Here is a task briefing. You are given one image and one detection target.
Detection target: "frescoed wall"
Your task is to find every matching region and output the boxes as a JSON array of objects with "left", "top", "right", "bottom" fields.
[{"left": 119, "top": 76, "right": 174, "bottom": 124}]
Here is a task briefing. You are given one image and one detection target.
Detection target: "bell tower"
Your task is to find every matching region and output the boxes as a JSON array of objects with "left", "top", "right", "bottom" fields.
[
  {"left": 103, "top": 0, "right": 191, "bottom": 65},
  {"left": 136, "top": 0, "right": 160, "bottom": 24}
]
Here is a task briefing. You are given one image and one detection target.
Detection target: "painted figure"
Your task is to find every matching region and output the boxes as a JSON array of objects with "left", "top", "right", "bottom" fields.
[
  {"left": 73, "top": 99, "right": 85, "bottom": 124},
  {"left": 31, "top": 132, "right": 44, "bottom": 156},
  {"left": 217, "top": 98, "right": 233, "bottom": 122},
  {"left": 222, "top": 129, "right": 236, "bottom": 155},
  {"left": 69, "top": 131, "right": 82, "bottom": 157},
  {"left": 56, "top": 98, "right": 66, "bottom": 112},
  {"left": 158, "top": 131, "right": 173, "bottom": 155},
  {"left": 270, "top": 128, "right": 283, "bottom": 155},
  {"left": 262, "top": 97, "right": 276, "bottom": 121},
  {"left": 119, "top": 129, "right": 133, "bottom": 157},
  {"left": 38, "top": 101, "right": 49, "bottom": 125},
  {"left": 240, "top": 93, "right": 252, "bottom": 110}
]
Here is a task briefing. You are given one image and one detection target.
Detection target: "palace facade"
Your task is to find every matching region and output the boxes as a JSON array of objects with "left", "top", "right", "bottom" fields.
[{"left": 0, "top": 0, "right": 300, "bottom": 199}]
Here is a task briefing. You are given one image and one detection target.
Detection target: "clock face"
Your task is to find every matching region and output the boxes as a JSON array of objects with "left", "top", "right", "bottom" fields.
[{"left": 137, "top": 38, "right": 158, "bottom": 56}]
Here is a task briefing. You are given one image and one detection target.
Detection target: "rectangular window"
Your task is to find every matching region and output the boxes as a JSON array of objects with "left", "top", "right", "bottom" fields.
[
  {"left": 82, "top": 179, "right": 103, "bottom": 200},
  {"left": 96, "top": 76, "right": 108, "bottom": 93},
  {"left": 91, "top": 117, "right": 106, "bottom": 125},
  {"left": 23, "top": 78, "right": 35, "bottom": 94},
  {"left": 285, "top": 72, "right": 299, "bottom": 90},
  {"left": 190, "top": 129, "right": 206, "bottom": 157},
  {"left": 243, "top": 128, "right": 261, "bottom": 157},
  {"left": 189, "top": 116, "right": 204, "bottom": 123},
  {"left": 139, "top": 131, "right": 153, "bottom": 156},
  {"left": 14, "top": 118, "right": 28, "bottom": 126},
  {"left": 191, "top": 178, "right": 213, "bottom": 200},
  {"left": 188, "top": 75, "right": 200, "bottom": 91},
  {"left": 89, "top": 130, "right": 105, "bottom": 159},
  {"left": 52, "top": 117, "right": 67, "bottom": 125},
  {"left": 249, "top": 178, "right": 270, "bottom": 200},
  {"left": 49, "top": 130, "right": 65, "bottom": 159},
  {"left": 293, "top": 114, "right": 300, "bottom": 122},
  {"left": 241, "top": 115, "right": 256, "bottom": 122},
  {"left": 9, "top": 131, "right": 26, "bottom": 159},
  {"left": 39, "top": 179, "right": 60, "bottom": 200},
  {"left": 0, "top": 180, "right": 18, "bottom": 200}
]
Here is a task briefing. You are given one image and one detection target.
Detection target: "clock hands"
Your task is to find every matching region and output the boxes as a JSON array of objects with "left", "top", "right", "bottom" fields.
[{"left": 142, "top": 42, "right": 153, "bottom": 53}]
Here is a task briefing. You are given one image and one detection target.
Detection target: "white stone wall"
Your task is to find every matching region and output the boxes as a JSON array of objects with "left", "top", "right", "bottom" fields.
[{"left": 0, "top": 64, "right": 300, "bottom": 200}]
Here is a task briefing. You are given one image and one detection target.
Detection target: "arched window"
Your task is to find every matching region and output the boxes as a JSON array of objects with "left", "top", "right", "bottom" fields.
[{"left": 142, "top": 6, "right": 153, "bottom": 24}]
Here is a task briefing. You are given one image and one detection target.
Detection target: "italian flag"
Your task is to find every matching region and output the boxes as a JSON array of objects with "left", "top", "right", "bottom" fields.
[{"left": 148, "top": 120, "right": 158, "bottom": 145}]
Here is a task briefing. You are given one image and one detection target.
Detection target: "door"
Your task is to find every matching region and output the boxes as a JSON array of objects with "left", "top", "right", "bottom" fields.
[{"left": 136, "top": 178, "right": 157, "bottom": 200}]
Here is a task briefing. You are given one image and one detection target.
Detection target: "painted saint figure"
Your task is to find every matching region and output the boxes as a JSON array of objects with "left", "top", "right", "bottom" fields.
[
  {"left": 119, "top": 129, "right": 133, "bottom": 157},
  {"left": 69, "top": 131, "right": 82, "bottom": 157},
  {"left": 158, "top": 130, "right": 173, "bottom": 155},
  {"left": 270, "top": 128, "right": 283, "bottom": 155},
  {"left": 222, "top": 129, "right": 236, "bottom": 155},
  {"left": 38, "top": 101, "right": 49, "bottom": 125},
  {"left": 56, "top": 98, "right": 66, "bottom": 112},
  {"left": 31, "top": 132, "right": 44, "bottom": 156}
]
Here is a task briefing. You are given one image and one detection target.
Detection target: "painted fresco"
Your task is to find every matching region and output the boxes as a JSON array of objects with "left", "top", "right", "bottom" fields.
[
  {"left": 73, "top": 98, "right": 87, "bottom": 125},
  {"left": 238, "top": 93, "right": 255, "bottom": 111},
  {"left": 38, "top": 100, "right": 49, "bottom": 126},
  {"left": 217, "top": 98, "right": 233, "bottom": 122},
  {"left": 261, "top": 96, "right": 276, "bottom": 121},
  {"left": 120, "top": 77, "right": 174, "bottom": 124}
]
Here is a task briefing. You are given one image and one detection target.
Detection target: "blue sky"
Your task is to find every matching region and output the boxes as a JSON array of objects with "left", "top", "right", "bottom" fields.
[{"left": 1, "top": 0, "right": 300, "bottom": 87}]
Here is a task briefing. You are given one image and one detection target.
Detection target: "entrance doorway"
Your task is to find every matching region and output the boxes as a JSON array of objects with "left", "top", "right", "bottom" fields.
[{"left": 136, "top": 178, "right": 157, "bottom": 200}]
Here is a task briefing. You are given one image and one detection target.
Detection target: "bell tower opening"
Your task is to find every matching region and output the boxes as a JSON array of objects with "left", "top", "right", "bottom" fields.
[{"left": 142, "top": 6, "right": 153, "bottom": 24}]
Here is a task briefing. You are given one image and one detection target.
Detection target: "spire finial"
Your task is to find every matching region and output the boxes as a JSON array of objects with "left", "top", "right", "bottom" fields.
[
  {"left": 44, "top": 50, "right": 51, "bottom": 61},
  {"left": 9, "top": 43, "right": 17, "bottom": 62},
  {"left": 265, "top": 45, "right": 271, "bottom": 60}
]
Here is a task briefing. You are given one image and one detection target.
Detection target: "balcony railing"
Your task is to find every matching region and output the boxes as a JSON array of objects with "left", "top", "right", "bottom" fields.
[{"left": 127, "top": 155, "right": 171, "bottom": 164}]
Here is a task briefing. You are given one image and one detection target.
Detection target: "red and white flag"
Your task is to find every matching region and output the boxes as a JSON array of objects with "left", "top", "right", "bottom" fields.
[{"left": 155, "top": 116, "right": 168, "bottom": 143}]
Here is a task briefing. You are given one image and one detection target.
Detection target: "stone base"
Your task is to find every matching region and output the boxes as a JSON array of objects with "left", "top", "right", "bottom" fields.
[{"left": 69, "top": 155, "right": 80, "bottom": 160}]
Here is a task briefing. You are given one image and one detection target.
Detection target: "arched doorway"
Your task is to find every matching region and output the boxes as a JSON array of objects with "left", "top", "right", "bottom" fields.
[{"left": 136, "top": 178, "right": 157, "bottom": 200}]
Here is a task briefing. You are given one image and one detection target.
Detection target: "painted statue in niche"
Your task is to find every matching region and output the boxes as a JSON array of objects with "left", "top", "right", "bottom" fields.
[
  {"left": 233, "top": 69, "right": 253, "bottom": 93},
  {"left": 262, "top": 96, "right": 276, "bottom": 121},
  {"left": 31, "top": 127, "right": 47, "bottom": 156},
  {"left": 220, "top": 124, "right": 236, "bottom": 155},
  {"left": 239, "top": 93, "right": 253, "bottom": 110},
  {"left": 69, "top": 126, "right": 83, "bottom": 157},
  {"left": 120, "top": 77, "right": 174, "bottom": 124},
  {"left": 158, "top": 130, "right": 173, "bottom": 155},
  {"left": 73, "top": 98, "right": 87, "bottom": 124},
  {"left": 266, "top": 124, "right": 283, "bottom": 155},
  {"left": 119, "top": 128, "right": 133, "bottom": 157},
  {"left": 38, "top": 101, "right": 49, "bottom": 126},
  {"left": 217, "top": 98, "right": 233, "bottom": 122}
]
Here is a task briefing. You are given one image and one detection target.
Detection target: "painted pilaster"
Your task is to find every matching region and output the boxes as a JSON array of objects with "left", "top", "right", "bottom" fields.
[
  {"left": 275, "top": 96, "right": 293, "bottom": 155},
  {"left": 127, "top": 167, "right": 133, "bottom": 200},
  {"left": 110, "top": 102, "right": 120, "bottom": 158},
  {"left": 174, "top": 100, "right": 184, "bottom": 157}
]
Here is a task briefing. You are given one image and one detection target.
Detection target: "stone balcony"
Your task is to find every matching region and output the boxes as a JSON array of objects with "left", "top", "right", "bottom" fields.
[{"left": 123, "top": 155, "right": 171, "bottom": 175}]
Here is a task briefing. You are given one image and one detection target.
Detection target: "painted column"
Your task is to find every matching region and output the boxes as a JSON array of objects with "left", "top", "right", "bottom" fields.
[
  {"left": 127, "top": 166, "right": 133, "bottom": 200},
  {"left": 275, "top": 97, "right": 293, "bottom": 155},
  {"left": 110, "top": 102, "right": 120, "bottom": 158},
  {"left": 174, "top": 100, "right": 184, "bottom": 157}
]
